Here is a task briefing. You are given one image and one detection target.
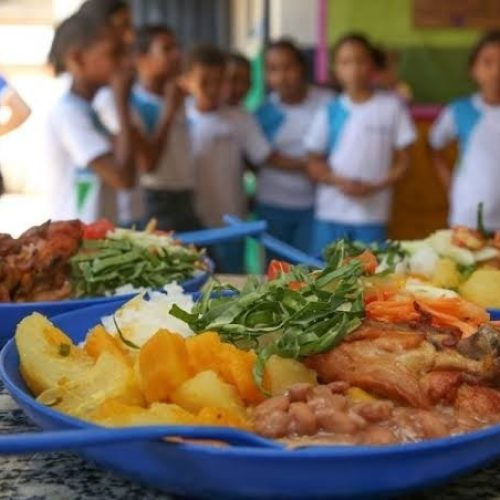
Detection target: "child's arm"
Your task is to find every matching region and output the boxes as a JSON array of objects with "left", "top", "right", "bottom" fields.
[
  {"left": 428, "top": 106, "right": 456, "bottom": 192},
  {"left": 137, "top": 81, "right": 185, "bottom": 173},
  {"left": 0, "top": 82, "right": 31, "bottom": 136},
  {"left": 431, "top": 149, "right": 453, "bottom": 191},
  {"left": 89, "top": 75, "right": 136, "bottom": 189},
  {"left": 266, "top": 152, "right": 307, "bottom": 171}
]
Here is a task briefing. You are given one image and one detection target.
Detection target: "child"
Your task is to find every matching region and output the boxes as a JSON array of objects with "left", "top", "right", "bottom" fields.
[
  {"left": 255, "top": 39, "right": 333, "bottom": 256},
  {"left": 305, "top": 33, "right": 416, "bottom": 252},
  {"left": 182, "top": 45, "right": 272, "bottom": 273},
  {"left": 131, "top": 24, "right": 199, "bottom": 232},
  {"left": 223, "top": 52, "right": 252, "bottom": 107},
  {"left": 42, "top": 12, "right": 135, "bottom": 223},
  {"left": 430, "top": 31, "right": 500, "bottom": 231}
]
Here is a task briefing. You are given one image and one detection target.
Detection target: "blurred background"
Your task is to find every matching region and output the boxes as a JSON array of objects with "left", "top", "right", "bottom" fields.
[{"left": 0, "top": 0, "right": 498, "bottom": 236}]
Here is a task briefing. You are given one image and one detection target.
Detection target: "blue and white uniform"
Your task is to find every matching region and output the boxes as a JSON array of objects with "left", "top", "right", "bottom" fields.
[
  {"left": 305, "top": 91, "right": 416, "bottom": 250},
  {"left": 429, "top": 93, "right": 500, "bottom": 230},
  {"left": 254, "top": 86, "right": 333, "bottom": 254}
]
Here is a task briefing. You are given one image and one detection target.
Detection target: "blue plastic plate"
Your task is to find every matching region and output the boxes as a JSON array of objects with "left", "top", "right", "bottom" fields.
[
  {"left": 489, "top": 309, "right": 500, "bottom": 320},
  {"left": 2, "top": 302, "right": 500, "bottom": 498},
  {"left": 0, "top": 261, "right": 212, "bottom": 347}
]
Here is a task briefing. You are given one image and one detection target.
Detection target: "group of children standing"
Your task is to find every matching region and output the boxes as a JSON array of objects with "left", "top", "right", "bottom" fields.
[{"left": 41, "top": 0, "right": 500, "bottom": 272}]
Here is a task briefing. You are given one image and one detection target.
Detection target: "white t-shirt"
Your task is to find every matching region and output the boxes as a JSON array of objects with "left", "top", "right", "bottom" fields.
[
  {"left": 305, "top": 91, "right": 416, "bottom": 224},
  {"left": 42, "top": 91, "right": 113, "bottom": 223},
  {"left": 187, "top": 101, "right": 271, "bottom": 227},
  {"left": 255, "top": 86, "right": 334, "bottom": 209},
  {"left": 429, "top": 93, "right": 500, "bottom": 230}
]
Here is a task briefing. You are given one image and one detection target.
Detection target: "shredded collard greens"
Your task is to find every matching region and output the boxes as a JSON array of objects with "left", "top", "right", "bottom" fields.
[
  {"left": 171, "top": 241, "right": 365, "bottom": 389},
  {"left": 71, "top": 236, "right": 206, "bottom": 298},
  {"left": 323, "top": 238, "right": 408, "bottom": 275}
]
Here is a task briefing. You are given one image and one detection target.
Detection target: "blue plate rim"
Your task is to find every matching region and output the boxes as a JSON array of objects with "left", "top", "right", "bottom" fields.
[{"left": 2, "top": 298, "right": 500, "bottom": 459}]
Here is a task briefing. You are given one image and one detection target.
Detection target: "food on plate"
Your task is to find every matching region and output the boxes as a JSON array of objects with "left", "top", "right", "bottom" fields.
[
  {"left": 0, "top": 219, "right": 207, "bottom": 303},
  {"left": 15, "top": 241, "right": 500, "bottom": 446},
  {"left": 321, "top": 223, "right": 500, "bottom": 308},
  {"left": 0, "top": 220, "right": 83, "bottom": 302}
]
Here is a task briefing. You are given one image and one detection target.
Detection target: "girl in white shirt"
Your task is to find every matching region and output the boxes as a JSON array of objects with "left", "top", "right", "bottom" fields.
[
  {"left": 305, "top": 33, "right": 415, "bottom": 254},
  {"left": 255, "top": 39, "right": 333, "bottom": 256},
  {"left": 430, "top": 31, "right": 500, "bottom": 230}
]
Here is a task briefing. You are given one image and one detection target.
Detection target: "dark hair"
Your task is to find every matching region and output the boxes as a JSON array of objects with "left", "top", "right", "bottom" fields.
[
  {"left": 265, "top": 38, "right": 307, "bottom": 72},
  {"left": 187, "top": 44, "right": 226, "bottom": 69},
  {"left": 78, "top": 0, "right": 129, "bottom": 23},
  {"left": 333, "top": 32, "right": 376, "bottom": 63},
  {"left": 47, "top": 12, "right": 109, "bottom": 72},
  {"left": 469, "top": 30, "right": 500, "bottom": 67},
  {"left": 227, "top": 52, "right": 251, "bottom": 72},
  {"left": 372, "top": 46, "right": 387, "bottom": 70},
  {"left": 134, "top": 24, "right": 175, "bottom": 54}
]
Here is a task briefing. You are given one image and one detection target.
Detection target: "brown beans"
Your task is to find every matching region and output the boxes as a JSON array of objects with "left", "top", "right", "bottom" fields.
[
  {"left": 287, "top": 383, "right": 313, "bottom": 402},
  {"left": 315, "top": 408, "right": 359, "bottom": 434},
  {"left": 328, "top": 381, "right": 350, "bottom": 394},
  {"left": 415, "top": 410, "right": 449, "bottom": 438},
  {"left": 254, "top": 394, "right": 290, "bottom": 418},
  {"left": 254, "top": 410, "right": 291, "bottom": 439},
  {"left": 357, "top": 401, "right": 394, "bottom": 423},
  {"left": 288, "top": 402, "right": 317, "bottom": 436},
  {"left": 362, "top": 426, "right": 397, "bottom": 445}
]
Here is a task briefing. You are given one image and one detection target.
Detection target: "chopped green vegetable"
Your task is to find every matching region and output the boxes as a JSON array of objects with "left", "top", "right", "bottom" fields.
[
  {"left": 323, "top": 238, "right": 407, "bottom": 275},
  {"left": 71, "top": 229, "right": 206, "bottom": 297},
  {"left": 113, "top": 315, "right": 140, "bottom": 350},
  {"left": 171, "top": 241, "right": 365, "bottom": 388}
]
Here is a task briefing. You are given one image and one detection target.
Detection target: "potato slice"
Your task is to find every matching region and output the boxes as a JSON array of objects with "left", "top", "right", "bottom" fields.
[
  {"left": 172, "top": 370, "right": 244, "bottom": 414},
  {"left": 137, "top": 330, "right": 193, "bottom": 404},
  {"left": 460, "top": 269, "right": 500, "bottom": 308},
  {"left": 15, "top": 313, "right": 93, "bottom": 396},
  {"left": 91, "top": 399, "right": 196, "bottom": 427},
  {"left": 432, "top": 258, "right": 461, "bottom": 289},
  {"left": 39, "top": 350, "right": 144, "bottom": 418},
  {"left": 84, "top": 325, "right": 131, "bottom": 365},
  {"left": 264, "top": 355, "right": 317, "bottom": 396}
]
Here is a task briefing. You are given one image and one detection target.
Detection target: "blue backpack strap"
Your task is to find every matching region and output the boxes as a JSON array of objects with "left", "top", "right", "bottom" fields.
[
  {"left": 451, "top": 96, "right": 481, "bottom": 152},
  {"left": 254, "top": 99, "right": 286, "bottom": 142},
  {"left": 130, "top": 89, "right": 162, "bottom": 135},
  {"left": 326, "top": 97, "right": 350, "bottom": 153}
]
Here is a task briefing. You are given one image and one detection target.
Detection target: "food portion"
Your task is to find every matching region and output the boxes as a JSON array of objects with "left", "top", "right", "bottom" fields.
[
  {"left": 321, "top": 224, "right": 500, "bottom": 309},
  {"left": 0, "top": 219, "right": 208, "bottom": 302},
  {"left": 14, "top": 241, "right": 500, "bottom": 446}
]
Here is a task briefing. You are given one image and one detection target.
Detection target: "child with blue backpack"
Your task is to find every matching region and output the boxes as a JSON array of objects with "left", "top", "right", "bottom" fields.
[{"left": 305, "top": 33, "right": 416, "bottom": 253}]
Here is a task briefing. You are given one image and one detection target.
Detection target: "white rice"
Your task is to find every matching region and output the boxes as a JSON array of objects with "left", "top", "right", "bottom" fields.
[{"left": 101, "top": 283, "right": 195, "bottom": 347}]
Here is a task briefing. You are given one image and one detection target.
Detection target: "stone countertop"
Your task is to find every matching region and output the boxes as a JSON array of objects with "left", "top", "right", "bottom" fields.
[{"left": 1, "top": 381, "right": 500, "bottom": 500}]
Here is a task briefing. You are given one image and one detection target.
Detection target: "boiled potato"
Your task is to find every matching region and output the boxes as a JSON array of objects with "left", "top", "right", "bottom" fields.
[
  {"left": 459, "top": 269, "right": 500, "bottom": 308},
  {"left": 91, "top": 399, "right": 196, "bottom": 427},
  {"left": 15, "top": 313, "right": 93, "bottom": 396},
  {"left": 172, "top": 370, "right": 244, "bottom": 414},
  {"left": 39, "top": 350, "right": 144, "bottom": 418},
  {"left": 264, "top": 355, "right": 317, "bottom": 396},
  {"left": 432, "top": 258, "right": 462, "bottom": 289},
  {"left": 137, "top": 330, "right": 193, "bottom": 404}
]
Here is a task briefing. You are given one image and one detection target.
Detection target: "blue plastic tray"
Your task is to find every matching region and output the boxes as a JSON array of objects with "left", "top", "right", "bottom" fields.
[{"left": 2, "top": 301, "right": 500, "bottom": 498}]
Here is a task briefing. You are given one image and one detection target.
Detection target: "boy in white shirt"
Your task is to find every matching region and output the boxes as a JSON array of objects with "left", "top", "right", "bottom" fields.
[
  {"left": 42, "top": 12, "right": 135, "bottom": 223},
  {"left": 182, "top": 45, "right": 272, "bottom": 273},
  {"left": 306, "top": 33, "right": 416, "bottom": 253}
]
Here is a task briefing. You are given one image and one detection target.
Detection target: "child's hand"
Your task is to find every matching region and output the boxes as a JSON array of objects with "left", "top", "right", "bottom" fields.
[
  {"left": 165, "top": 80, "right": 187, "bottom": 114},
  {"left": 111, "top": 65, "right": 135, "bottom": 103},
  {"left": 338, "top": 179, "right": 379, "bottom": 197}
]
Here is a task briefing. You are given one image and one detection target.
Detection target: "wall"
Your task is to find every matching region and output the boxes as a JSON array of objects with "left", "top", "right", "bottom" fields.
[{"left": 328, "top": 0, "right": 482, "bottom": 103}]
